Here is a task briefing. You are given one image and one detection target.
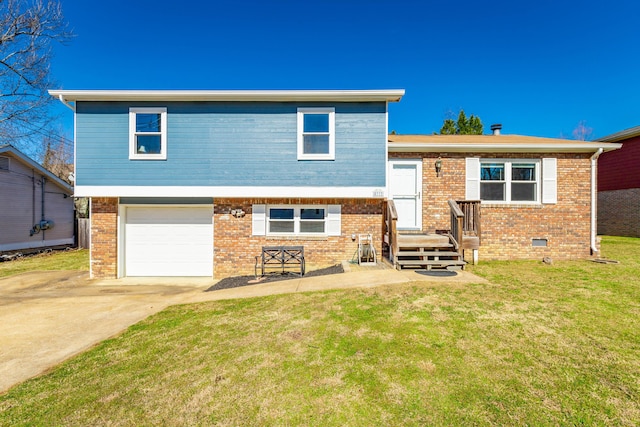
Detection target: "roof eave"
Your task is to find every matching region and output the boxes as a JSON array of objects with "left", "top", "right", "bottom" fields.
[
  {"left": 0, "top": 145, "right": 73, "bottom": 193},
  {"left": 596, "top": 125, "right": 640, "bottom": 142},
  {"left": 388, "top": 142, "right": 623, "bottom": 153},
  {"left": 48, "top": 89, "right": 405, "bottom": 103}
]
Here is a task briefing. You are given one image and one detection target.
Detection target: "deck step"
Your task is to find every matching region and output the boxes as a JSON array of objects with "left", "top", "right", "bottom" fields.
[
  {"left": 392, "top": 232, "right": 467, "bottom": 271},
  {"left": 396, "top": 250, "right": 460, "bottom": 257},
  {"left": 396, "top": 259, "right": 466, "bottom": 266},
  {"left": 398, "top": 244, "right": 454, "bottom": 250}
]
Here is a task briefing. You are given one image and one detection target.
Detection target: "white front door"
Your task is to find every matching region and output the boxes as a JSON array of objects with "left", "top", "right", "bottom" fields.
[{"left": 388, "top": 160, "right": 422, "bottom": 230}]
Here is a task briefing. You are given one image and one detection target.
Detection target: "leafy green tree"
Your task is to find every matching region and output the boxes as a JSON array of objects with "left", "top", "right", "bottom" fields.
[{"left": 439, "top": 110, "right": 484, "bottom": 135}]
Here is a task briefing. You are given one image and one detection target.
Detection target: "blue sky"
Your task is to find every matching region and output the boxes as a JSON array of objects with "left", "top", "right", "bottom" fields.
[{"left": 51, "top": 0, "right": 640, "bottom": 139}]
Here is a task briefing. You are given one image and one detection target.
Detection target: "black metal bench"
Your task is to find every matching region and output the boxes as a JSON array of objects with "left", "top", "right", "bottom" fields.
[{"left": 255, "top": 246, "right": 305, "bottom": 278}]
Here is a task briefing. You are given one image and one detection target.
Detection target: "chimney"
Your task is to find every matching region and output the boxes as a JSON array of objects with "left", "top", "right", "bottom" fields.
[{"left": 490, "top": 124, "right": 502, "bottom": 135}]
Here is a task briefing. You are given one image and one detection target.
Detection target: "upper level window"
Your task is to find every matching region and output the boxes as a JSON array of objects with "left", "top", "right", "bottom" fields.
[
  {"left": 480, "top": 160, "right": 539, "bottom": 203},
  {"left": 297, "top": 107, "right": 335, "bottom": 160},
  {"left": 129, "top": 107, "right": 167, "bottom": 160}
]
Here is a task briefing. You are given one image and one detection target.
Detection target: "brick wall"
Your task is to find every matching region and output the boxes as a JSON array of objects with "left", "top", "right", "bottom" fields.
[
  {"left": 214, "top": 198, "right": 383, "bottom": 277},
  {"left": 598, "top": 188, "right": 640, "bottom": 237},
  {"left": 390, "top": 152, "right": 595, "bottom": 260},
  {"left": 90, "top": 197, "right": 118, "bottom": 278},
  {"left": 88, "top": 197, "right": 381, "bottom": 279}
]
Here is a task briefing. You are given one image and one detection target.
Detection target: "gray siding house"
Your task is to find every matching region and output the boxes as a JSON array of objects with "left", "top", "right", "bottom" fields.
[{"left": 0, "top": 145, "right": 75, "bottom": 252}]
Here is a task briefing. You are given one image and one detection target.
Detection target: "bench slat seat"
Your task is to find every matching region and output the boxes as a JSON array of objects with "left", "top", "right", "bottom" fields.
[{"left": 255, "top": 246, "right": 305, "bottom": 277}]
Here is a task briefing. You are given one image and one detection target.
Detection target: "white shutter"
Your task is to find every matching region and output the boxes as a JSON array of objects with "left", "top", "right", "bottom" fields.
[
  {"left": 252, "top": 204, "right": 266, "bottom": 235},
  {"left": 542, "top": 158, "right": 557, "bottom": 204},
  {"left": 466, "top": 158, "right": 480, "bottom": 200},
  {"left": 326, "top": 205, "right": 341, "bottom": 236}
]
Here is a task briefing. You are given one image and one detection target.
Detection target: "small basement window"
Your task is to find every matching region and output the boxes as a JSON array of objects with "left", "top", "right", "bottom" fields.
[{"left": 532, "top": 238, "right": 548, "bottom": 247}]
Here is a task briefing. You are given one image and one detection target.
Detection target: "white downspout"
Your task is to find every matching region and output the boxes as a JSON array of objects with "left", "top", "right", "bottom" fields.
[
  {"left": 58, "top": 94, "right": 75, "bottom": 111},
  {"left": 590, "top": 148, "right": 603, "bottom": 255}
]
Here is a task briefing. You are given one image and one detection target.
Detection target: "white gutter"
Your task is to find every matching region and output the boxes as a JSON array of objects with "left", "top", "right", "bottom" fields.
[
  {"left": 590, "top": 148, "right": 603, "bottom": 255},
  {"left": 388, "top": 142, "right": 622, "bottom": 153},
  {"left": 58, "top": 94, "right": 75, "bottom": 111},
  {"left": 48, "top": 89, "right": 405, "bottom": 103}
]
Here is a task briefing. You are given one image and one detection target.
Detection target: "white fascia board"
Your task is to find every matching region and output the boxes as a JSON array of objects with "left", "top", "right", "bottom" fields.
[
  {"left": 74, "top": 186, "right": 387, "bottom": 199},
  {"left": 388, "top": 142, "right": 622, "bottom": 153},
  {"left": 49, "top": 89, "right": 405, "bottom": 103}
]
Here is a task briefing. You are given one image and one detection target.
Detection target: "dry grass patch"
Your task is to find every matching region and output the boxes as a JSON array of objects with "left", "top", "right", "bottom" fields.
[
  {"left": 0, "top": 248, "right": 88, "bottom": 278},
  {"left": 1, "top": 237, "right": 639, "bottom": 426}
]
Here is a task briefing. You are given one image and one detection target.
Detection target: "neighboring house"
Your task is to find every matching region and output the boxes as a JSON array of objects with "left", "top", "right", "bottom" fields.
[
  {"left": 387, "top": 132, "right": 619, "bottom": 264},
  {"left": 596, "top": 126, "right": 640, "bottom": 237},
  {"left": 0, "top": 145, "right": 75, "bottom": 252},
  {"left": 49, "top": 89, "right": 620, "bottom": 279}
]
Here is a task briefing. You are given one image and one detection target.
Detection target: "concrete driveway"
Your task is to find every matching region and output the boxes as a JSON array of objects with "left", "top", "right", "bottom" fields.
[
  {"left": 0, "top": 271, "right": 210, "bottom": 393},
  {"left": 0, "top": 267, "right": 487, "bottom": 394}
]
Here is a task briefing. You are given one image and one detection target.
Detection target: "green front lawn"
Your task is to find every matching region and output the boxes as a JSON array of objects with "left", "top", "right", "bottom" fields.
[
  {"left": 1, "top": 237, "right": 639, "bottom": 426},
  {"left": 0, "top": 248, "right": 88, "bottom": 278}
]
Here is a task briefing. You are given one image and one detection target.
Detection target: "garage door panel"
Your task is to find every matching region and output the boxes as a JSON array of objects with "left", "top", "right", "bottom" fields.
[
  {"left": 126, "top": 260, "right": 212, "bottom": 277},
  {"left": 125, "top": 206, "right": 213, "bottom": 277}
]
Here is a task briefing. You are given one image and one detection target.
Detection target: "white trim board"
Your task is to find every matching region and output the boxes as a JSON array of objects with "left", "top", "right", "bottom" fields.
[
  {"left": 50, "top": 89, "right": 406, "bottom": 102},
  {"left": 0, "top": 238, "right": 74, "bottom": 252},
  {"left": 75, "top": 186, "right": 387, "bottom": 199}
]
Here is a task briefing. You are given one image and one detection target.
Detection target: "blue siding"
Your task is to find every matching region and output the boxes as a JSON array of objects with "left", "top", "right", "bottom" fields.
[{"left": 75, "top": 101, "right": 387, "bottom": 187}]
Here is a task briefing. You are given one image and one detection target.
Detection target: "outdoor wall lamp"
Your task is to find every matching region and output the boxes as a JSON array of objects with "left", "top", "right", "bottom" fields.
[{"left": 435, "top": 157, "right": 443, "bottom": 177}]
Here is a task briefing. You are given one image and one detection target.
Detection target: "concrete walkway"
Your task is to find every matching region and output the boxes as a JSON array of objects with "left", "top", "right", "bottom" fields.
[{"left": 0, "top": 267, "right": 488, "bottom": 393}]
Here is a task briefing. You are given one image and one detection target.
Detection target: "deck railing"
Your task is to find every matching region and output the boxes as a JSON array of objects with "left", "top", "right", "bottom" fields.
[
  {"left": 449, "top": 199, "right": 481, "bottom": 250},
  {"left": 456, "top": 200, "right": 481, "bottom": 241},
  {"left": 382, "top": 200, "right": 398, "bottom": 264},
  {"left": 448, "top": 200, "right": 464, "bottom": 250}
]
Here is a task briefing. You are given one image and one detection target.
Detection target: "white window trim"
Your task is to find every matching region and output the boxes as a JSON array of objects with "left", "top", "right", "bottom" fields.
[
  {"left": 266, "top": 205, "right": 328, "bottom": 236},
  {"left": 297, "top": 107, "right": 335, "bottom": 160},
  {"left": 129, "top": 107, "right": 167, "bottom": 160},
  {"left": 479, "top": 159, "right": 541, "bottom": 204}
]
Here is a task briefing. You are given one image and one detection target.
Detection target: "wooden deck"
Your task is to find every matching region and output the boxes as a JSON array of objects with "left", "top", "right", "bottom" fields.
[
  {"left": 382, "top": 200, "right": 481, "bottom": 271},
  {"left": 394, "top": 233, "right": 465, "bottom": 270},
  {"left": 397, "top": 233, "right": 450, "bottom": 248}
]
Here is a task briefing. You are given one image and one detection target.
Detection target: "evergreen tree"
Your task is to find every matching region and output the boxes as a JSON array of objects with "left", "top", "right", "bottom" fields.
[{"left": 439, "top": 110, "right": 484, "bottom": 135}]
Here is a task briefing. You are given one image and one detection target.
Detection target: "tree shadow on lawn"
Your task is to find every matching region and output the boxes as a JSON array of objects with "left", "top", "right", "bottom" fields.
[{"left": 205, "top": 264, "right": 344, "bottom": 292}]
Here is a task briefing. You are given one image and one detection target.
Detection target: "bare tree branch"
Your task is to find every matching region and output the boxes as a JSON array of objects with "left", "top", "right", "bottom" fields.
[{"left": 0, "top": 0, "right": 73, "bottom": 151}]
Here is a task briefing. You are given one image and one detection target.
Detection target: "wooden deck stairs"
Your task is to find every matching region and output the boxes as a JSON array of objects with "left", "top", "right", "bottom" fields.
[
  {"left": 395, "top": 233, "right": 465, "bottom": 270},
  {"left": 383, "top": 199, "right": 481, "bottom": 271}
]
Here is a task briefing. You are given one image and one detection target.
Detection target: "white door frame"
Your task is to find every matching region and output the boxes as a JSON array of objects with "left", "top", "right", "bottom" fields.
[{"left": 388, "top": 159, "right": 422, "bottom": 230}]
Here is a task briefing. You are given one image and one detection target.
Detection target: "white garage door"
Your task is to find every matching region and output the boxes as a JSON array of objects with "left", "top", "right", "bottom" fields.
[{"left": 124, "top": 206, "right": 213, "bottom": 277}]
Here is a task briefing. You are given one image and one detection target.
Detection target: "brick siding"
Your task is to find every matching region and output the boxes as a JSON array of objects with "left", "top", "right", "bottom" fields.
[
  {"left": 214, "top": 198, "right": 383, "bottom": 278},
  {"left": 90, "top": 197, "right": 118, "bottom": 278},
  {"left": 88, "top": 197, "right": 382, "bottom": 279},
  {"left": 598, "top": 188, "right": 640, "bottom": 237},
  {"left": 390, "top": 152, "right": 595, "bottom": 260}
]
